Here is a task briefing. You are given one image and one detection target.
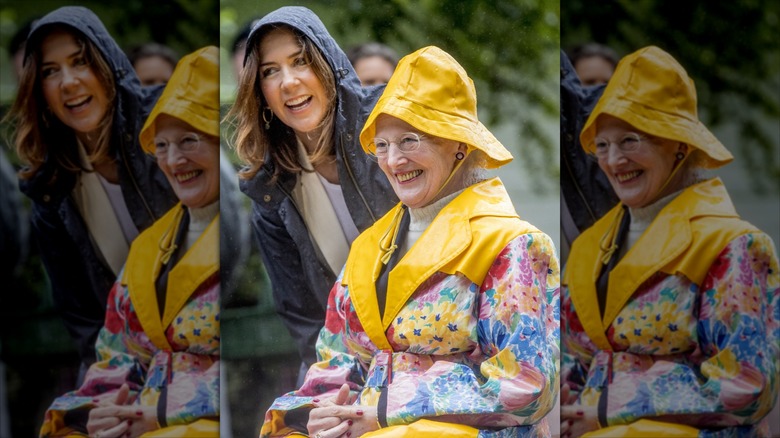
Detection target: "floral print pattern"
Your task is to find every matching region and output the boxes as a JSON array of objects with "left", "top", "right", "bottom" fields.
[
  {"left": 562, "top": 233, "right": 780, "bottom": 436},
  {"left": 261, "top": 232, "right": 560, "bottom": 438},
  {"left": 40, "top": 272, "right": 220, "bottom": 436}
]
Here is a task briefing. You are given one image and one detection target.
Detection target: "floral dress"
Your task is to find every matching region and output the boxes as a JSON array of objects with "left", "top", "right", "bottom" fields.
[
  {"left": 562, "top": 178, "right": 780, "bottom": 437},
  {"left": 261, "top": 178, "right": 560, "bottom": 437},
  {"left": 40, "top": 205, "right": 220, "bottom": 437}
]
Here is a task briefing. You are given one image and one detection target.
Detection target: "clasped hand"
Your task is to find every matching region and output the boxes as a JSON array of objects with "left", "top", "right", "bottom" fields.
[
  {"left": 86, "top": 383, "right": 159, "bottom": 438},
  {"left": 307, "top": 383, "right": 379, "bottom": 438},
  {"left": 560, "top": 383, "right": 599, "bottom": 438}
]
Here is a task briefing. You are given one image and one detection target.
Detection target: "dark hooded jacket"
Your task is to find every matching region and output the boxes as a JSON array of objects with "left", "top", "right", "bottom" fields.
[
  {"left": 560, "top": 51, "right": 618, "bottom": 264},
  {"left": 18, "top": 7, "right": 176, "bottom": 364},
  {"left": 238, "top": 7, "right": 397, "bottom": 367}
]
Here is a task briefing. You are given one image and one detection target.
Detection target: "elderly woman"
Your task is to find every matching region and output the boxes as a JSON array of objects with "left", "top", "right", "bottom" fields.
[
  {"left": 39, "top": 46, "right": 220, "bottom": 438},
  {"left": 5, "top": 6, "right": 176, "bottom": 370},
  {"left": 561, "top": 46, "right": 780, "bottom": 437},
  {"left": 260, "top": 46, "right": 560, "bottom": 438},
  {"left": 228, "top": 6, "right": 396, "bottom": 377}
]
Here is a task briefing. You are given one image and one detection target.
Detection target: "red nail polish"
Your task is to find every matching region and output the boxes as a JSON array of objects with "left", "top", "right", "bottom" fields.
[
  {"left": 576, "top": 409, "right": 583, "bottom": 416},
  {"left": 312, "top": 398, "right": 319, "bottom": 402},
  {"left": 348, "top": 420, "right": 353, "bottom": 426},
  {"left": 346, "top": 433, "right": 351, "bottom": 437},
  {"left": 136, "top": 410, "right": 143, "bottom": 416},
  {"left": 128, "top": 420, "right": 133, "bottom": 425},
  {"left": 356, "top": 409, "right": 364, "bottom": 416}
]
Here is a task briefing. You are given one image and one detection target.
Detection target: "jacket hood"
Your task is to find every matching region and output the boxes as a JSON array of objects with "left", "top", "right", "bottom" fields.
[
  {"left": 580, "top": 46, "right": 732, "bottom": 169},
  {"left": 360, "top": 46, "right": 512, "bottom": 169},
  {"left": 26, "top": 6, "right": 142, "bottom": 99},
  {"left": 140, "top": 46, "right": 220, "bottom": 153},
  {"left": 240, "top": 6, "right": 397, "bottom": 232},
  {"left": 20, "top": 6, "right": 176, "bottom": 228},
  {"left": 244, "top": 6, "right": 359, "bottom": 91}
]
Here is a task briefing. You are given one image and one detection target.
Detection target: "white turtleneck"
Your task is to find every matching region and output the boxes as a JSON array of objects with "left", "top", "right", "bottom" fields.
[
  {"left": 624, "top": 189, "right": 684, "bottom": 253},
  {"left": 402, "top": 189, "right": 466, "bottom": 256},
  {"left": 183, "top": 201, "right": 219, "bottom": 253}
]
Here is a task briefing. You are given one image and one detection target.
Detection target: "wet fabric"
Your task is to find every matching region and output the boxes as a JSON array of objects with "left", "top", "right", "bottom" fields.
[
  {"left": 261, "top": 178, "right": 560, "bottom": 437},
  {"left": 559, "top": 51, "right": 618, "bottom": 248},
  {"left": 562, "top": 178, "right": 780, "bottom": 436},
  {"left": 239, "top": 6, "right": 397, "bottom": 367},
  {"left": 19, "top": 6, "right": 176, "bottom": 363},
  {"left": 39, "top": 204, "right": 220, "bottom": 437}
]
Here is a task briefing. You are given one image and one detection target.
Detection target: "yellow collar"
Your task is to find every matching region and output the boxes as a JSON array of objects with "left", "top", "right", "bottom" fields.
[
  {"left": 343, "top": 178, "right": 535, "bottom": 350},
  {"left": 564, "top": 178, "right": 757, "bottom": 350},
  {"left": 122, "top": 203, "right": 220, "bottom": 351}
]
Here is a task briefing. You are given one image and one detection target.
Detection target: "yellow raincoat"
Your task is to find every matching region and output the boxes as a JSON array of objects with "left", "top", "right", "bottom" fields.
[
  {"left": 562, "top": 46, "right": 779, "bottom": 437},
  {"left": 40, "top": 47, "right": 221, "bottom": 438}
]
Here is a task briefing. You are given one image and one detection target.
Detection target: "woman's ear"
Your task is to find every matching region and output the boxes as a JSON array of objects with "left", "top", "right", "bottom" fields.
[
  {"left": 678, "top": 143, "right": 689, "bottom": 155},
  {"left": 458, "top": 142, "right": 468, "bottom": 153}
]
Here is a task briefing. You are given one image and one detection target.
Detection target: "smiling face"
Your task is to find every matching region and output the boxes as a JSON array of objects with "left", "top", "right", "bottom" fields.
[
  {"left": 258, "top": 28, "right": 329, "bottom": 140},
  {"left": 375, "top": 114, "right": 466, "bottom": 209},
  {"left": 39, "top": 29, "right": 110, "bottom": 141},
  {"left": 154, "top": 114, "right": 219, "bottom": 209},
  {"left": 595, "top": 115, "right": 685, "bottom": 208}
]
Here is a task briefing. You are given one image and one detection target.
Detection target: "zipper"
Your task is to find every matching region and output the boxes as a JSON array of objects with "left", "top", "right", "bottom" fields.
[{"left": 339, "top": 134, "right": 376, "bottom": 223}]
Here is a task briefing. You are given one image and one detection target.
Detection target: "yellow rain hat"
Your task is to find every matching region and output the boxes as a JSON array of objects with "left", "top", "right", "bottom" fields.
[
  {"left": 140, "top": 46, "right": 220, "bottom": 153},
  {"left": 360, "top": 46, "right": 512, "bottom": 169},
  {"left": 580, "top": 46, "right": 732, "bottom": 168}
]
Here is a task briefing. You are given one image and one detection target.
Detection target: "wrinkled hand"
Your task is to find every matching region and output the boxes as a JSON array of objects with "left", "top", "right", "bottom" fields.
[
  {"left": 87, "top": 384, "right": 159, "bottom": 438},
  {"left": 309, "top": 403, "right": 379, "bottom": 438},
  {"left": 87, "top": 384, "right": 131, "bottom": 438},
  {"left": 560, "top": 404, "right": 599, "bottom": 438},
  {"left": 308, "top": 384, "right": 355, "bottom": 437}
]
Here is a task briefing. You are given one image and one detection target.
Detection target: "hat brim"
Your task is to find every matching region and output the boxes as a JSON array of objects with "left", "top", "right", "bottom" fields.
[
  {"left": 361, "top": 95, "right": 512, "bottom": 169},
  {"left": 581, "top": 97, "right": 733, "bottom": 169}
]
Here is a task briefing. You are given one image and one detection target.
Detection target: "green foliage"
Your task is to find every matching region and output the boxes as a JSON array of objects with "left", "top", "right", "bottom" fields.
[
  {"left": 562, "top": 0, "right": 780, "bottom": 192},
  {"left": 221, "top": 0, "right": 561, "bottom": 187},
  {"left": 0, "top": 0, "right": 219, "bottom": 105}
]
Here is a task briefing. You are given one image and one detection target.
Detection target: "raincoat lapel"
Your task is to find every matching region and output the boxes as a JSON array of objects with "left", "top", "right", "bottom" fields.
[
  {"left": 124, "top": 204, "right": 182, "bottom": 351},
  {"left": 566, "top": 178, "right": 754, "bottom": 349},
  {"left": 344, "top": 204, "right": 397, "bottom": 350},
  {"left": 124, "top": 204, "right": 220, "bottom": 351},
  {"left": 163, "top": 214, "right": 219, "bottom": 330},
  {"left": 344, "top": 178, "right": 527, "bottom": 350},
  {"left": 565, "top": 210, "right": 615, "bottom": 351}
]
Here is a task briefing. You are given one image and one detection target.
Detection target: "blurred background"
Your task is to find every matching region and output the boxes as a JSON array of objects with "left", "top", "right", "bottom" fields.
[
  {"left": 219, "top": 1, "right": 560, "bottom": 437},
  {"left": 561, "top": 0, "right": 780, "bottom": 246},
  {"left": 0, "top": 1, "right": 217, "bottom": 436},
  {"left": 562, "top": 1, "right": 780, "bottom": 435}
]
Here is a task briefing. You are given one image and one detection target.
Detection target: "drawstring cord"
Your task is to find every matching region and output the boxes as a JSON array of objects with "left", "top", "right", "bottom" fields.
[
  {"left": 598, "top": 150, "right": 689, "bottom": 265},
  {"left": 378, "top": 149, "right": 469, "bottom": 265},
  {"left": 159, "top": 206, "right": 186, "bottom": 265},
  {"left": 379, "top": 205, "right": 406, "bottom": 265}
]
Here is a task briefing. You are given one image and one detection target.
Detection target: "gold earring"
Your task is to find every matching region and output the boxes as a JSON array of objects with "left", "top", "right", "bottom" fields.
[{"left": 263, "top": 107, "right": 274, "bottom": 130}]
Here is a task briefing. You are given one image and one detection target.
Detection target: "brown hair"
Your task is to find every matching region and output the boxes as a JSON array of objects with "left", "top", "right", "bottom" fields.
[
  {"left": 5, "top": 25, "right": 116, "bottom": 181},
  {"left": 226, "top": 24, "right": 337, "bottom": 181}
]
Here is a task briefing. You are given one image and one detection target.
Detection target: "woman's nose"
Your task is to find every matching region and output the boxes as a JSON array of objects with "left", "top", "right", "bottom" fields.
[
  {"left": 61, "top": 67, "right": 79, "bottom": 89},
  {"left": 385, "top": 144, "right": 407, "bottom": 167},
  {"left": 606, "top": 143, "right": 628, "bottom": 166},
  {"left": 165, "top": 145, "right": 187, "bottom": 167},
  {"left": 280, "top": 68, "right": 299, "bottom": 90}
]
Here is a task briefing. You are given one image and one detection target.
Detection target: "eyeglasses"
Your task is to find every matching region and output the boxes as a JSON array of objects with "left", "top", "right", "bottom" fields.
[
  {"left": 593, "top": 132, "right": 653, "bottom": 158},
  {"left": 153, "top": 132, "right": 202, "bottom": 158},
  {"left": 369, "top": 132, "right": 425, "bottom": 159}
]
